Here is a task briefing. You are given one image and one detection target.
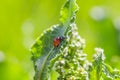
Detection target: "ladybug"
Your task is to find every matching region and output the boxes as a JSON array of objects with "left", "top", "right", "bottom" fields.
[{"left": 53, "top": 36, "right": 65, "bottom": 48}]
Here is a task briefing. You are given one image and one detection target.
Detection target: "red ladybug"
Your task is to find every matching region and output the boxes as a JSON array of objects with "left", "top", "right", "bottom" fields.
[{"left": 53, "top": 36, "right": 65, "bottom": 48}]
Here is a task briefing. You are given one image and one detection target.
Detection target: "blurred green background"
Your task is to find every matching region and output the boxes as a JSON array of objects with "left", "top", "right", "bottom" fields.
[{"left": 0, "top": 0, "right": 120, "bottom": 80}]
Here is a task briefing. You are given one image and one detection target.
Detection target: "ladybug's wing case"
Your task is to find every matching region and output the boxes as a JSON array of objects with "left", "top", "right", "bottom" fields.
[
  {"left": 53, "top": 38, "right": 60, "bottom": 47},
  {"left": 53, "top": 36, "right": 65, "bottom": 48}
]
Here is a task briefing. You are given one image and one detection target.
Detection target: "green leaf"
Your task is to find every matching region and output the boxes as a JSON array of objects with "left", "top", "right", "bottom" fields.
[
  {"left": 60, "top": 0, "right": 79, "bottom": 25},
  {"left": 91, "top": 48, "right": 120, "bottom": 80},
  {"left": 31, "top": 24, "right": 66, "bottom": 80},
  {"left": 30, "top": 0, "right": 79, "bottom": 80},
  {"left": 103, "top": 63, "right": 120, "bottom": 79}
]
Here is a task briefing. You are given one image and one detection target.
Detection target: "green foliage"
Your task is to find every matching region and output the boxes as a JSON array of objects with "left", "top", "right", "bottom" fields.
[
  {"left": 31, "top": 0, "right": 120, "bottom": 80},
  {"left": 60, "top": 0, "right": 79, "bottom": 25},
  {"left": 91, "top": 48, "right": 120, "bottom": 80},
  {"left": 31, "top": 24, "right": 66, "bottom": 80}
]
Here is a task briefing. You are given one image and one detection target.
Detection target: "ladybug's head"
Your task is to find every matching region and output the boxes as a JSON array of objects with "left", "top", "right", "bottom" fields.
[{"left": 58, "top": 36, "right": 65, "bottom": 41}]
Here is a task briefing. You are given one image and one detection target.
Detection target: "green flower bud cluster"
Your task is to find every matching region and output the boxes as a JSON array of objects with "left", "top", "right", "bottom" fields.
[
  {"left": 53, "top": 23, "right": 92, "bottom": 80},
  {"left": 49, "top": 23, "right": 120, "bottom": 80}
]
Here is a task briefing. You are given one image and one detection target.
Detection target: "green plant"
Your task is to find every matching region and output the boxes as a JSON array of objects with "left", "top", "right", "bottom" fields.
[{"left": 30, "top": 0, "right": 120, "bottom": 80}]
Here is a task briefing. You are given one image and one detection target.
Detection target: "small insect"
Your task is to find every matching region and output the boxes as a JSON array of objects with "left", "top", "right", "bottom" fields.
[{"left": 53, "top": 36, "right": 65, "bottom": 48}]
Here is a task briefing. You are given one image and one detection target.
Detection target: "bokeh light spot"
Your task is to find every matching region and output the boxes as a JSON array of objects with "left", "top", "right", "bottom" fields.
[
  {"left": 21, "top": 19, "right": 34, "bottom": 36},
  {"left": 0, "top": 51, "right": 5, "bottom": 62},
  {"left": 89, "top": 6, "right": 106, "bottom": 21},
  {"left": 113, "top": 17, "right": 120, "bottom": 31}
]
